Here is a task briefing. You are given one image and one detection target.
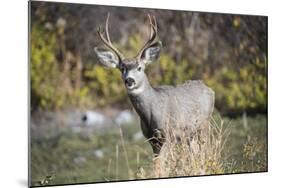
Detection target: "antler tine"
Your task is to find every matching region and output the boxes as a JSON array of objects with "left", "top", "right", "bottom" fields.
[
  {"left": 137, "top": 14, "right": 158, "bottom": 59},
  {"left": 105, "top": 13, "right": 112, "bottom": 44},
  {"left": 152, "top": 15, "right": 157, "bottom": 33},
  {"left": 97, "top": 13, "right": 124, "bottom": 61},
  {"left": 147, "top": 14, "right": 158, "bottom": 41},
  {"left": 147, "top": 14, "right": 153, "bottom": 39}
]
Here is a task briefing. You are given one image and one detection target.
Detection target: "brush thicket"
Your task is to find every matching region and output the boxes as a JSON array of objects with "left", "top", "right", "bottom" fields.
[{"left": 153, "top": 115, "right": 230, "bottom": 177}]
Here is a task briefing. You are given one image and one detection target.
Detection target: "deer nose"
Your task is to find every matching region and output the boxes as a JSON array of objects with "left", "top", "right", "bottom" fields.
[{"left": 125, "top": 77, "right": 135, "bottom": 87}]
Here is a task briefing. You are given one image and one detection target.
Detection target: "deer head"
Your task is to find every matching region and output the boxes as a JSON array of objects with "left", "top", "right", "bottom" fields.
[{"left": 94, "top": 14, "right": 162, "bottom": 95}]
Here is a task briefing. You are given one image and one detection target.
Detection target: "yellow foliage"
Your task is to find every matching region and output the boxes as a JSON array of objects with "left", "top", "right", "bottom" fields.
[{"left": 31, "top": 24, "right": 267, "bottom": 112}]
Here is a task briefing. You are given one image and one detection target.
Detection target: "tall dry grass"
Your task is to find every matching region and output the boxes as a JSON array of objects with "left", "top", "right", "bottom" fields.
[
  {"left": 154, "top": 115, "right": 231, "bottom": 178},
  {"left": 115, "top": 114, "right": 231, "bottom": 180}
]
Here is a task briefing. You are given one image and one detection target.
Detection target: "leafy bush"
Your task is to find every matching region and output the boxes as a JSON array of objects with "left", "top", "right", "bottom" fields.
[
  {"left": 31, "top": 23, "right": 59, "bottom": 110},
  {"left": 31, "top": 13, "right": 267, "bottom": 114},
  {"left": 31, "top": 23, "right": 93, "bottom": 110},
  {"left": 204, "top": 57, "right": 267, "bottom": 113}
]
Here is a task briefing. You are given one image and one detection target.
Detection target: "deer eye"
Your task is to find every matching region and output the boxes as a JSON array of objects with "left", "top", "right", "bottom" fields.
[{"left": 137, "top": 67, "right": 142, "bottom": 72}]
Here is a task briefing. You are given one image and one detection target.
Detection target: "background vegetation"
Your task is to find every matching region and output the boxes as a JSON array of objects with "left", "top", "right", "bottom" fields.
[
  {"left": 30, "top": 1, "right": 267, "bottom": 186},
  {"left": 30, "top": 2, "right": 267, "bottom": 114}
]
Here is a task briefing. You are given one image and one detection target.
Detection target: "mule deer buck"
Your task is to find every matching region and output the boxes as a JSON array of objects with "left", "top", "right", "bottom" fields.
[{"left": 94, "top": 14, "right": 215, "bottom": 177}]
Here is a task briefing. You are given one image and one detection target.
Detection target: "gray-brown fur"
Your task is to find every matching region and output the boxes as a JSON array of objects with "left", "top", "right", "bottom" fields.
[
  {"left": 129, "top": 79, "right": 214, "bottom": 155},
  {"left": 94, "top": 14, "right": 215, "bottom": 156}
]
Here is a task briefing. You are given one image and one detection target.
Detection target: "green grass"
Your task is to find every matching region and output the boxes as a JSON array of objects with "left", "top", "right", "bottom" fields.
[
  {"left": 222, "top": 114, "right": 267, "bottom": 173},
  {"left": 30, "top": 114, "right": 267, "bottom": 186}
]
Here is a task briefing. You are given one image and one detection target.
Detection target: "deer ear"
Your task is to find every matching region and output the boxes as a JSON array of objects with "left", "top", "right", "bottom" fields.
[
  {"left": 141, "top": 41, "right": 162, "bottom": 65},
  {"left": 94, "top": 47, "right": 119, "bottom": 68}
]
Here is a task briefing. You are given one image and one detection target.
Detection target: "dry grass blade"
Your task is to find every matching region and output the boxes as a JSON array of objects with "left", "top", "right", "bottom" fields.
[{"left": 118, "top": 127, "right": 133, "bottom": 178}]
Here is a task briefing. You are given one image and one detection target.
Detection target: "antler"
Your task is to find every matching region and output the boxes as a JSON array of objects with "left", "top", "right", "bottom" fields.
[
  {"left": 137, "top": 14, "right": 158, "bottom": 59},
  {"left": 97, "top": 13, "right": 124, "bottom": 62}
]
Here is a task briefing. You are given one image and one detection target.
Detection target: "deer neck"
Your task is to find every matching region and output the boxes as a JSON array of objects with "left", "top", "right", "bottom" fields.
[{"left": 128, "top": 76, "right": 155, "bottom": 121}]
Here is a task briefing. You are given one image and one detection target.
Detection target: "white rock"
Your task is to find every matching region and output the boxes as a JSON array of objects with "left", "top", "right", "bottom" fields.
[
  {"left": 82, "top": 111, "right": 105, "bottom": 126},
  {"left": 73, "top": 156, "right": 86, "bottom": 164},
  {"left": 115, "top": 110, "right": 134, "bottom": 125},
  {"left": 93, "top": 149, "right": 104, "bottom": 158}
]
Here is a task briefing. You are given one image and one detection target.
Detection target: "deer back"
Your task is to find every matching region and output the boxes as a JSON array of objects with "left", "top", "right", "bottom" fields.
[{"left": 152, "top": 80, "right": 214, "bottom": 131}]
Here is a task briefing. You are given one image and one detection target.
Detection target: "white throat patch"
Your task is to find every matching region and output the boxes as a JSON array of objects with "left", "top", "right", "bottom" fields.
[{"left": 127, "top": 83, "right": 145, "bottom": 95}]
